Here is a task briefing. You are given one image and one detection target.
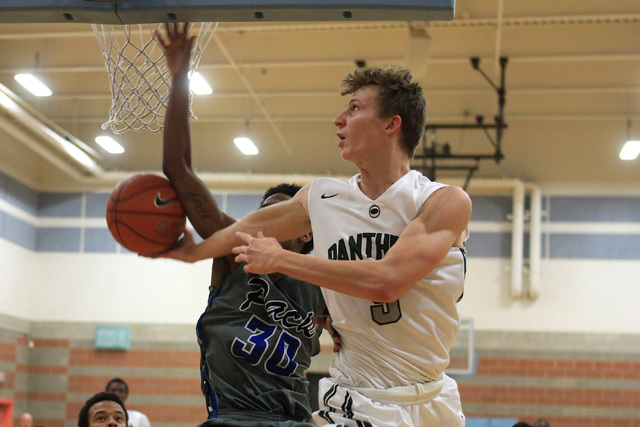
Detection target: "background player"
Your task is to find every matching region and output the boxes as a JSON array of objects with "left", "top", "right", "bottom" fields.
[
  {"left": 156, "top": 23, "right": 326, "bottom": 426},
  {"left": 78, "top": 392, "right": 128, "bottom": 427},
  {"left": 105, "top": 378, "right": 150, "bottom": 427},
  {"left": 18, "top": 413, "right": 33, "bottom": 427}
]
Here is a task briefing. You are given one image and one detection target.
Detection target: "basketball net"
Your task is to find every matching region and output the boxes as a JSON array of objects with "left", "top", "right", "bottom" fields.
[{"left": 92, "top": 22, "right": 218, "bottom": 134}]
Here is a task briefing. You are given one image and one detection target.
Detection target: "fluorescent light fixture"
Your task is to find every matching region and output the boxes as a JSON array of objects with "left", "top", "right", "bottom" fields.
[
  {"left": 234, "top": 137, "right": 259, "bottom": 155},
  {"left": 0, "top": 91, "right": 17, "bottom": 111},
  {"left": 95, "top": 136, "right": 125, "bottom": 154},
  {"left": 53, "top": 133, "right": 95, "bottom": 168},
  {"left": 14, "top": 73, "right": 52, "bottom": 97},
  {"left": 620, "top": 140, "right": 640, "bottom": 160},
  {"left": 190, "top": 72, "right": 213, "bottom": 95}
]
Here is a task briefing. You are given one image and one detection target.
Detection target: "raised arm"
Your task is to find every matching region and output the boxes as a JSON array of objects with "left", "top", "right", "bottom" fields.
[
  {"left": 153, "top": 24, "right": 313, "bottom": 266},
  {"left": 234, "top": 185, "right": 471, "bottom": 302},
  {"left": 157, "top": 22, "right": 236, "bottom": 239},
  {"left": 156, "top": 23, "right": 239, "bottom": 282}
]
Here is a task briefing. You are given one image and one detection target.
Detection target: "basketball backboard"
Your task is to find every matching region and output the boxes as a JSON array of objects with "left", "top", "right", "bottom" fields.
[{"left": 1, "top": 0, "right": 455, "bottom": 24}]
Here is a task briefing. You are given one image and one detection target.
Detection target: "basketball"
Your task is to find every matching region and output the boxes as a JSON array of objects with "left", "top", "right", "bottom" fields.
[{"left": 106, "top": 173, "right": 186, "bottom": 255}]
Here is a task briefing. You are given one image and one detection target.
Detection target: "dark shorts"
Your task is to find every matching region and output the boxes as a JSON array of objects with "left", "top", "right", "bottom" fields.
[{"left": 198, "top": 410, "right": 316, "bottom": 427}]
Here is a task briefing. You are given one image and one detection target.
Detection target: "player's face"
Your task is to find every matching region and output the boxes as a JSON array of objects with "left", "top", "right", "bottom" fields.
[
  {"left": 19, "top": 415, "right": 33, "bottom": 427},
  {"left": 105, "top": 383, "right": 127, "bottom": 402},
  {"left": 88, "top": 401, "right": 127, "bottom": 427},
  {"left": 334, "top": 86, "right": 389, "bottom": 165}
]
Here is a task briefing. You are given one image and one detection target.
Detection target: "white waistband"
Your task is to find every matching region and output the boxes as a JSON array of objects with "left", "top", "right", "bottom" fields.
[{"left": 349, "top": 374, "right": 446, "bottom": 405}]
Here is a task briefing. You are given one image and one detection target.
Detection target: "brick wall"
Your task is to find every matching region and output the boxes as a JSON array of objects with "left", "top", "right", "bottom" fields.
[
  {"left": 0, "top": 319, "right": 203, "bottom": 427},
  {"left": 3, "top": 317, "right": 639, "bottom": 427},
  {"left": 456, "top": 331, "right": 640, "bottom": 426}
]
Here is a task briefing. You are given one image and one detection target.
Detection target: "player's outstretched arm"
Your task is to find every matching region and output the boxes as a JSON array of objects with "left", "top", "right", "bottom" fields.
[
  {"left": 158, "top": 22, "right": 235, "bottom": 240},
  {"left": 153, "top": 185, "right": 312, "bottom": 262},
  {"left": 234, "top": 186, "right": 471, "bottom": 302}
]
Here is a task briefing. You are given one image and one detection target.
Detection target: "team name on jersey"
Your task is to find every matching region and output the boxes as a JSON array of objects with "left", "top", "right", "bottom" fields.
[
  {"left": 240, "top": 276, "right": 316, "bottom": 338},
  {"left": 327, "top": 232, "right": 399, "bottom": 261}
]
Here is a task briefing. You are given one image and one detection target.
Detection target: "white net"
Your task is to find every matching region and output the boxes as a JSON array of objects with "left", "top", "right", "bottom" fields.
[{"left": 92, "top": 22, "right": 217, "bottom": 134}]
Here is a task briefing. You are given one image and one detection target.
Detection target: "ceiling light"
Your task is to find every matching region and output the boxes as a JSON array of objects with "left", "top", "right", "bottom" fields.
[
  {"left": 234, "top": 137, "right": 259, "bottom": 155},
  {"left": 620, "top": 118, "right": 639, "bottom": 160},
  {"left": 53, "top": 134, "right": 95, "bottom": 168},
  {"left": 95, "top": 136, "right": 125, "bottom": 154},
  {"left": 0, "top": 91, "right": 17, "bottom": 111},
  {"left": 14, "top": 73, "right": 52, "bottom": 97},
  {"left": 620, "top": 140, "right": 640, "bottom": 160},
  {"left": 190, "top": 72, "right": 212, "bottom": 95}
]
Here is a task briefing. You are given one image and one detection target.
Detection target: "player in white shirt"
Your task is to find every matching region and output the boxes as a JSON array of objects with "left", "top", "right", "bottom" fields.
[
  {"left": 124, "top": 410, "right": 150, "bottom": 427},
  {"left": 152, "top": 63, "right": 471, "bottom": 426},
  {"left": 306, "top": 171, "right": 467, "bottom": 426},
  {"left": 106, "top": 378, "right": 151, "bottom": 427}
]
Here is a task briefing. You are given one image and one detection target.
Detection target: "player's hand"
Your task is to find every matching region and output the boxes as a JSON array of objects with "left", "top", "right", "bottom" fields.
[
  {"left": 155, "top": 22, "right": 195, "bottom": 76},
  {"left": 314, "top": 315, "right": 342, "bottom": 353},
  {"left": 232, "top": 231, "right": 283, "bottom": 274},
  {"left": 141, "top": 228, "right": 197, "bottom": 262}
]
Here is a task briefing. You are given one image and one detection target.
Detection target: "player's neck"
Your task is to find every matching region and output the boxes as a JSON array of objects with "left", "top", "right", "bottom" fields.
[{"left": 358, "top": 162, "right": 410, "bottom": 200}]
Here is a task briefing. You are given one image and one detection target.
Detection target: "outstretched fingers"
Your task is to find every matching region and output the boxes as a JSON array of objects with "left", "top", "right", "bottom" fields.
[
  {"left": 155, "top": 22, "right": 192, "bottom": 51},
  {"left": 166, "top": 22, "right": 176, "bottom": 40},
  {"left": 165, "top": 21, "right": 188, "bottom": 41}
]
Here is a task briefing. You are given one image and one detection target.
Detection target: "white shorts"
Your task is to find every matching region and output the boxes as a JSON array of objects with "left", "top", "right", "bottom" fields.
[{"left": 313, "top": 374, "right": 465, "bottom": 427}]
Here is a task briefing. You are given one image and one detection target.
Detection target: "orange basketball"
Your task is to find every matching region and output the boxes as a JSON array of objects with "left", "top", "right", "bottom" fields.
[{"left": 106, "top": 173, "right": 186, "bottom": 255}]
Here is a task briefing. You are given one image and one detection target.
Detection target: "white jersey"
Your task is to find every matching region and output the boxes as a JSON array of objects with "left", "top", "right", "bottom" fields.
[
  {"left": 127, "top": 409, "right": 151, "bottom": 427},
  {"left": 308, "top": 170, "right": 466, "bottom": 389}
]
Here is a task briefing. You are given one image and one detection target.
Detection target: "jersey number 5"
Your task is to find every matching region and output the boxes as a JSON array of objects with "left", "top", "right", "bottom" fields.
[{"left": 370, "top": 300, "right": 402, "bottom": 325}]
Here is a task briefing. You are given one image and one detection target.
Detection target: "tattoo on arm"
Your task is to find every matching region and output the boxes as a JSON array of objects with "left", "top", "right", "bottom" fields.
[{"left": 184, "top": 191, "right": 214, "bottom": 220}]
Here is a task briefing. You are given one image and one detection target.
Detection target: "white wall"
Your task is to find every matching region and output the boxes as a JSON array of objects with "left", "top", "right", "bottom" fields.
[
  {"left": 3, "top": 240, "right": 639, "bottom": 335},
  {"left": 459, "top": 258, "right": 640, "bottom": 334},
  {"left": 1, "top": 246, "right": 210, "bottom": 324},
  {"left": 0, "top": 239, "right": 36, "bottom": 319}
]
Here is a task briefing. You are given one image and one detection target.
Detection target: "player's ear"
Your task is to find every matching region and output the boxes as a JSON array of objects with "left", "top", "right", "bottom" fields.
[
  {"left": 299, "top": 233, "right": 312, "bottom": 243},
  {"left": 384, "top": 115, "right": 401, "bottom": 134}
]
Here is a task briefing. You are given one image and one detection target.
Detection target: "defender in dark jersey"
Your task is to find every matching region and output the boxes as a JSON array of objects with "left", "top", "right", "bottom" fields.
[{"left": 157, "top": 23, "right": 326, "bottom": 426}]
